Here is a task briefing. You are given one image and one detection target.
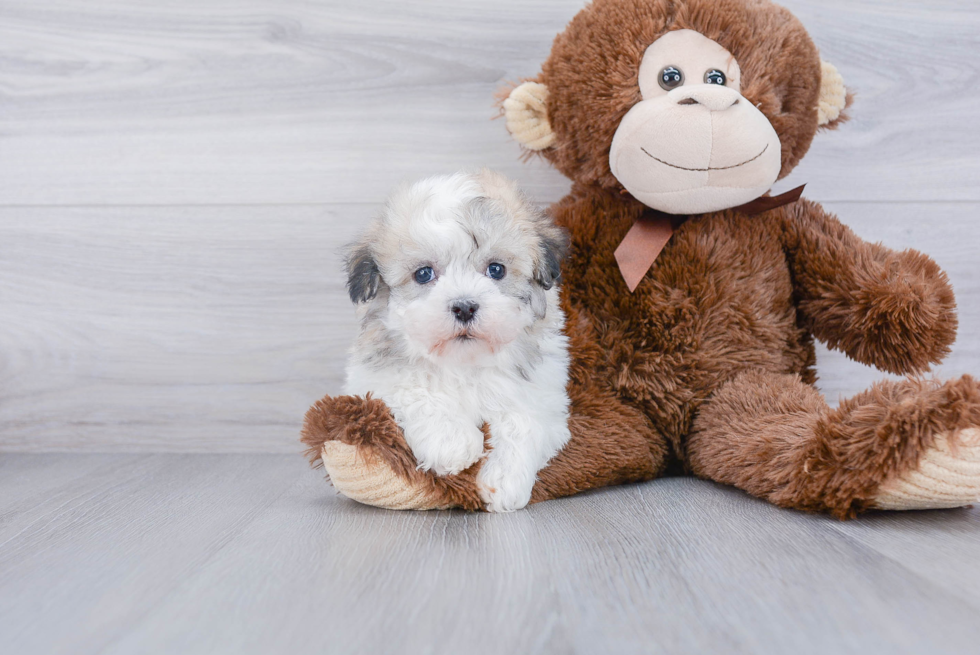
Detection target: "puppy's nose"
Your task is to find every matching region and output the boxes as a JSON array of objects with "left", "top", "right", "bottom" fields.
[
  {"left": 450, "top": 300, "right": 479, "bottom": 324},
  {"left": 669, "top": 85, "right": 740, "bottom": 112}
]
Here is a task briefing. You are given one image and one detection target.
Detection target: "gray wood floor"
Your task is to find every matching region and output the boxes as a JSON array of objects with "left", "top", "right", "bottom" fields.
[
  {"left": 1, "top": 454, "right": 979, "bottom": 655},
  {"left": 2, "top": 1, "right": 980, "bottom": 653}
]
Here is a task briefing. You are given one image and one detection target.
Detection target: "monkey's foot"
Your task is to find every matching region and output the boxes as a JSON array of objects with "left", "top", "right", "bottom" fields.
[
  {"left": 873, "top": 428, "right": 980, "bottom": 510},
  {"left": 320, "top": 441, "right": 451, "bottom": 510},
  {"left": 301, "top": 393, "right": 485, "bottom": 511}
]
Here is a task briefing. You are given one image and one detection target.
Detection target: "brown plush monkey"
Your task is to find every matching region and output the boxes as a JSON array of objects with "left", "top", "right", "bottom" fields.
[{"left": 303, "top": 0, "right": 980, "bottom": 518}]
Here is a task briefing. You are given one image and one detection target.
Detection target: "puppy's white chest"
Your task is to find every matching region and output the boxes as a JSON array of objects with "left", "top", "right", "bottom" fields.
[{"left": 423, "top": 366, "right": 507, "bottom": 425}]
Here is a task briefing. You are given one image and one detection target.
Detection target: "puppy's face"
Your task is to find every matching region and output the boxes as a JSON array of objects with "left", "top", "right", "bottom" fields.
[{"left": 347, "top": 171, "right": 568, "bottom": 365}]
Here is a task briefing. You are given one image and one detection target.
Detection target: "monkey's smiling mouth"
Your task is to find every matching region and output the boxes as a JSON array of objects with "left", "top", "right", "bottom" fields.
[{"left": 640, "top": 144, "right": 769, "bottom": 172}]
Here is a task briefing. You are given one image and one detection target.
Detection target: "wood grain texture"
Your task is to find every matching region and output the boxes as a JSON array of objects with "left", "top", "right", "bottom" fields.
[
  {"left": 1, "top": 454, "right": 978, "bottom": 655},
  {"left": 1, "top": 201, "right": 977, "bottom": 451},
  {"left": 0, "top": 1, "right": 977, "bottom": 452},
  {"left": 0, "top": 0, "right": 978, "bottom": 205},
  {"left": 0, "top": 205, "right": 363, "bottom": 451}
]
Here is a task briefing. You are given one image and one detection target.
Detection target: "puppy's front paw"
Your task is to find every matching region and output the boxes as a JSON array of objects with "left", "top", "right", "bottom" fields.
[
  {"left": 478, "top": 459, "right": 534, "bottom": 512},
  {"left": 406, "top": 420, "right": 485, "bottom": 476}
]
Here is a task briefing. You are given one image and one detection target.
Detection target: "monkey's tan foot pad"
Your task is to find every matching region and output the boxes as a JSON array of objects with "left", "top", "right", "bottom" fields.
[
  {"left": 873, "top": 428, "right": 980, "bottom": 510},
  {"left": 320, "top": 442, "right": 452, "bottom": 510}
]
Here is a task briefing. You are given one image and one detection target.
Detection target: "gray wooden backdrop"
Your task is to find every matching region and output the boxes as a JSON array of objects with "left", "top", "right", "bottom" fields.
[{"left": 1, "top": 0, "right": 978, "bottom": 452}]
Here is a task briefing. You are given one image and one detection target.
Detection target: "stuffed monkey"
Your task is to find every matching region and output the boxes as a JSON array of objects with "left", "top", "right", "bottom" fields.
[{"left": 303, "top": 0, "right": 980, "bottom": 518}]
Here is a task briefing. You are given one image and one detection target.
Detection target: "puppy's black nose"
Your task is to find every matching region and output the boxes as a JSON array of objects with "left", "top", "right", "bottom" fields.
[{"left": 451, "top": 301, "right": 479, "bottom": 324}]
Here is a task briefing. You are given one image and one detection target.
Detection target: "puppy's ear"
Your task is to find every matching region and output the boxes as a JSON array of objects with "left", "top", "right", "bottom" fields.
[
  {"left": 534, "top": 226, "right": 570, "bottom": 290},
  {"left": 346, "top": 245, "right": 382, "bottom": 304},
  {"left": 473, "top": 169, "right": 568, "bottom": 288}
]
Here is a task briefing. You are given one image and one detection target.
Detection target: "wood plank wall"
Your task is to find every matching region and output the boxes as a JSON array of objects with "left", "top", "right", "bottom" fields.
[{"left": 1, "top": 0, "right": 977, "bottom": 451}]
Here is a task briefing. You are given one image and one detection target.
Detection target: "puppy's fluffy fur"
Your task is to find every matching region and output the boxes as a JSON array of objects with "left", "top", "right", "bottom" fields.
[{"left": 343, "top": 171, "right": 572, "bottom": 512}]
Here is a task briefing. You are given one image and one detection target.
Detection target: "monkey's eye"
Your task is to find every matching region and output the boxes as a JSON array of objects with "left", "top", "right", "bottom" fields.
[
  {"left": 413, "top": 266, "right": 435, "bottom": 284},
  {"left": 658, "top": 66, "right": 684, "bottom": 91},
  {"left": 486, "top": 263, "right": 506, "bottom": 280},
  {"left": 704, "top": 69, "right": 727, "bottom": 86}
]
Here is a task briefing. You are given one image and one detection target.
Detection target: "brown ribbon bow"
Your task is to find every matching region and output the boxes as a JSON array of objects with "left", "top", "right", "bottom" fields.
[{"left": 614, "top": 185, "right": 807, "bottom": 292}]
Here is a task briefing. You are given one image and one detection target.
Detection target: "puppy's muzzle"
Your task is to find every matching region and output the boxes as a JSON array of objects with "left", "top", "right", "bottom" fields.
[{"left": 450, "top": 300, "right": 479, "bottom": 324}]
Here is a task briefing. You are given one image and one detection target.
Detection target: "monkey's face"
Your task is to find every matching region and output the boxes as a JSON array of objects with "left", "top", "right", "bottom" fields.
[
  {"left": 609, "top": 30, "right": 782, "bottom": 215},
  {"left": 502, "top": 0, "right": 850, "bottom": 217}
]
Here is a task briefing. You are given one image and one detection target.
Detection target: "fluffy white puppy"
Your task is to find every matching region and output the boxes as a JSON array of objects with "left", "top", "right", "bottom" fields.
[{"left": 343, "top": 170, "right": 572, "bottom": 512}]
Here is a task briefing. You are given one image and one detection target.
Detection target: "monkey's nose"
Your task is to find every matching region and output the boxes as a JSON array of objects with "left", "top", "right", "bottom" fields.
[
  {"left": 670, "top": 85, "right": 741, "bottom": 112},
  {"left": 450, "top": 300, "right": 479, "bottom": 324}
]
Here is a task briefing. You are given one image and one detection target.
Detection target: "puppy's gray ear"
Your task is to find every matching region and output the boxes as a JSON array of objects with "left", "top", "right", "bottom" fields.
[
  {"left": 346, "top": 245, "right": 382, "bottom": 304},
  {"left": 534, "top": 227, "right": 570, "bottom": 290}
]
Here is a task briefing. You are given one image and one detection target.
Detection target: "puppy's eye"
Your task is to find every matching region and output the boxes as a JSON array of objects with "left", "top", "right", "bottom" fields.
[
  {"left": 658, "top": 66, "right": 684, "bottom": 91},
  {"left": 486, "top": 263, "right": 506, "bottom": 280},
  {"left": 704, "top": 69, "right": 727, "bottom": 86},
  {"left": 413, "top": 266, "right": 435, "bottom": 284}
]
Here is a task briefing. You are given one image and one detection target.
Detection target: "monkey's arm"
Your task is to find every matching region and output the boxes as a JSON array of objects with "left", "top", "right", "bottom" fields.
[{"left": 781, "top": 199, "right": 957, "bottom": 375}]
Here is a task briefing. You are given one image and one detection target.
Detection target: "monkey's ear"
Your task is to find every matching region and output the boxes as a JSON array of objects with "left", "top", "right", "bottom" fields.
[
  {"left": 503, "top": 82, "right": 556, "bottom": 150},
  {"left": 346, "top": 245, "right": 383, "bottom": 304},
  {"left": 817, "top": 60, "right": 850, "bottom": 129},
  {"left": 534, "top": 228, "right": 570, "bottom": 290}
]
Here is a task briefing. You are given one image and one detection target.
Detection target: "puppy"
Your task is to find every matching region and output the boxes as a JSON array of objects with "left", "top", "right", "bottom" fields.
[{"left": 343, "top": 170, "right": 571, "bottom": 512}]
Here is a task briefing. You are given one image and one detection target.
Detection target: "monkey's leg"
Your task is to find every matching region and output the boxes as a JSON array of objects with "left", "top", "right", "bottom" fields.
[
  {"left": 687, "top": 371, "right": 980, "bottom": 518},
  {"left": 301, "top": 394, "right": 486, "bottom": 511},
  {"left": 301, "top": 383, "right": 669, "bottom": 510},
  {"left": 530, "top": 381, "right": 669, "bottom": 503}
]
